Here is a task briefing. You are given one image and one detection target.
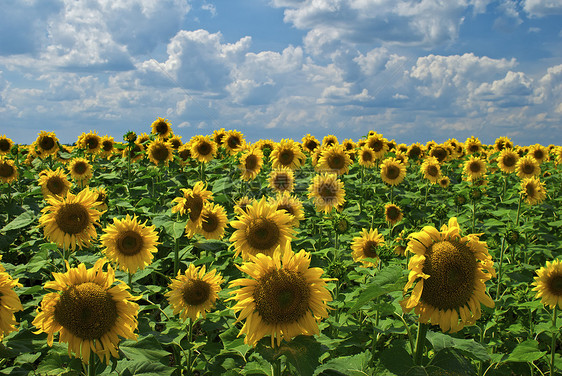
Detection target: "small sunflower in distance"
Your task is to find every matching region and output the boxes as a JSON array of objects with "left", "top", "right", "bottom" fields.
[
  {"left": 38, "top": 168, "right": 71, "bottom": 199},
  {"left": 0, "top": 158, "right": 18, "bottom": 184},
  {"left": 100, "top": 215, "right": 159, "bottom": 274},
  {"left": 239, "top": 146, "right": 264, "bottom": 181},
  {"left": 229, "top": 197, "right": 295, "bottom": 260},
  {"left": 520, "top": 176, "right": 547, "bottom": 206},
  {"left": 438, "top": 176, "right": 451, "bottom": 189},
  {"left": 147, "top": 139, "right": 174, "bottom": 166},
  {"left": 39, "top": 187, "right": 103, "bottom": 251},
  {"left": 497, "top": 148, "right": 519, "bottom": 174},
  {"left": 69, "top": 157, "right": 93, "bottom": 187},
  {"left": 301, "top": 134, "right": 320, "bottom": 153},
  {"left": 317, "top": 144, "right": 352, "bottom": 175},
  {"left": 351, "top": 228, "right": 385, "bottom": 267},
  {"left": 77, "top": 131, "right": 102, "bottom": 155},
  {"left": 532, "top": 259, "right": 562, "bottom": 309},
  {"left": 223, "top": 130, "right": 246, "bottom": 155},
  {"left": 420, "top": 156, "right": 441, "bottom": 184},
  {"left": 308, "top": 173, "right": 346, "bottom": 214},
  {"left": 198, "top": 203, "right": 228, "bottom": 240},
  {"left": 380, "top": 157, "right": 407, "bottom": 186},
  {"left": 166, "top": 264, "right": 223, "bottom": 322},
  {"left": 35, "top": 131, "right": 59, "bottom": 157},
  {"left": 271, "top": 139, "right": 306, "bottom": 170},
  {"left": 366, "top": 133, "right": 388, "bottom": 159},
  {"left": 407, "top": 143, "right": 424, "bottom": 161},
  {"left": 190, "top": 135, "right": 217, "bottom": 163},
  {"left": 358, "top": 146, "right": 376, "bottom": 168},
  {"left": 322, "top": 135, "right": 338, "bottom": 147},
  {"left": 464, "top": 136, "right": 482, "bottom": 155},
  {"left": 234, "top": 196, "right": 256, "bottom": 216},
  {"left": 528, "top": 144, "right": 549, "bottom": 164},
  {"left": 172, "top": 182, "right": 214, "bottom": 238},
  {"left": 0, "top": 256, "right": 23, "bottom": 341},
  {"left": 401, "top": 217, "right": 496, "bottom": 333},
  {"left": 229, "top": 249, "right": 333, "bottom": 347},
  {"left": 32, "top": 259, "right": 139, "bottom": 364},
  {"left": 384, "top": 203, "right": 403, "bottom": 226},
  {"left": 269, "top": 192, "right": 305, "bottom": 228},
  {"left": 151, "top": 117, "right": 173, "bottom": 139}
]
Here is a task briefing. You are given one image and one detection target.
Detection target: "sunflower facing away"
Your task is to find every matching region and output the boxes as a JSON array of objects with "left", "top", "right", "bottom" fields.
[
  {"left": 351, "top": 228, "right": 385, "bottom": 267},
  {"left": 166, "top": 264, "right": 223, "bottom": 322},
  {"left": 229, "top": 197, "right": 295, "bottom": 260},
  {"left": 516, "top": 155, "right": 541, "bottom": 180},
  {"left": 239, "top": 146, "right": 264, "bottom": 181},
  {"left": 520, "top": 176, "right": 547, "bottom": 206},
  {"left": 308, "top": 173, "right": 346, "bottom": 214},
  {"left": 0, "top": 256, "right": 23, "bottom": 341},
  {"left": 0, "top": 158, "right": 18, "bottom": 184},
  {"left": 147, "top": 139, "right": 174, "bottom": 166},
  {"left": 532, "top": 259, "right": 562, "bottom": 309},
  {"left": 38, "top": 168, "right": 71, "bottom": 199},
  {"left": 39, "top": 187, "right": 103, "bottom": 251},
  {"left": 401, "top": 217, "right": 496, "bottom": 333},
  {"left": 100, "top": 215, "right": 159, "bottom": 274},
  {"left": 198, "top": 203, "right": 228, "bottom": 240},
  {"left": 380, "top": 157, "right": 407, "bottom": 186},
  {"left": 32, "top": 259, "right": 139, "bottom": 364},
  {"left": 0, "top": 135, "right": 13, "bottom": 156},
  {"left": 268, "top": 168, "right": 295, "bottom": 193},
  {"left": 69, "top": 157, "right": 93, "bottom": 187},
  {"left": 151, "top": 117, "right": 173, "bottom": 139},
  {"left": 190, "top": 135, "right": 217, "bottom": 163},
  {"left": 171, "top": 182, "right": 214, "bottom": 238},
  {"left": 270, "top": 139, "right": 306, "bottom": 170},
  {"left": 229, "top": 249, "right": 333, "bottom": 347},
  {"left": 497, "top": 148, "right": 519, "bottom": 174}
]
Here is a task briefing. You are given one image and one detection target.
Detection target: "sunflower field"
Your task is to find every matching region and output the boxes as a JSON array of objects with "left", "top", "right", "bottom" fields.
[{"left": 0, "top": 122, "right": 561, "bottom": 376}]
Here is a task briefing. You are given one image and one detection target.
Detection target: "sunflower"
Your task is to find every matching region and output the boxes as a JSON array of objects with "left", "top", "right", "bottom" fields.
[
  {"left": 420, "top": 157, "right": 441, "bottom": 184},
  {"left": 464, "top": 136, "right": 482, "bottom": 155},
  {"left": 256, "top": 140, "right": 276, "bottom": 156},
  {"left": 385, "top": 203, "right": 403, "bottom": 226},
  {"left": 0, "top": 135, "right": 13, "bottom": 156},
  {"left": 229, "top": 197, "right": 295, "bottom": 260},
  {"left": 38, "top": 168, "right": 71, "bottom": 199},
  {"left": 198, "top": 203, "right": 228, "bottom": 240},
  {"left": 463, "top": 156, "right": 487, "bottom": 182},
  {"left": 317, "top": 144, "right": 352, "bottom": 175},
  {"left": 532, "top": 259, "right": 562, "bottom": 309},
  {"left": 366, "top": 133, "right": 388, "bottom": 159},
  {"left": 0, "top": 256, "right": 23, "bottom": 341},
  {"left": 271, "top": 139, "right": 306, "bottom": 170},
  {"left": 32, "top": 259, "right": 139, "bottom": 364},
  {"left": 520, "top": 176, "right": 547, "bottom": 206},
  {"left": 528, "top": 144, "right": 549, "bottom": 164},
  {"left": 322, "top": 135, "right": 338, "bottom": 147},
  {"left": 147, "top": 139, "right": 174, "bottom": 166},
  {"left": 190, "top": 135, "right": 217, "bottom": 163},
  {"left": 429, "top": 145, "right": 449, "bottom": 164},
  {"left": 438, "top": 176, "right": 451, "bottom": 189},
  {"left": 516, "top": 155, "right": 541, "bottom": 179},
  {"left": 122, "top": 141, "right": 145, "bottom": 163},
  {"left": 342, "top": 139, "right": 356, "bottom": 153},
  {"left": 151, "top": 117, "right": 173, "bottom": 139},
  {"left": 100, "top": 215, "right": 159, "bottom": 274},
  {"left": 100, "top": 136, "right": 115, "bottom": 158},
  {"left": 69, "top": 157, "right": 93, "bottom": 187},
  {"left": 268, "top": 168, "right": 295, "bottom": 193},
  {"left": 77, "top": 131, "right": 102, "bottom": 155},
  {"left": 401, "top": 217, "right": 495, "bottom": 333},
  {"left": 35, "top": 131, "right": 59, "bottom": 157},
  {"left": 177, "top": 144, "right": 193, "bottom": 165},
  {"left": 171, "top": 182, "right": 214, "bottom": 238},
  {"left": 234, "top": 196, "right": 256, "bottom": 216},
  {"left": 92, "top": 187, "right": 108, "bottom": 212},
  {"left": 554, "top": 146, "right": 562, "bottom": 166},
  {"left": 380, "top": 157, "right": 407, "bottom": 186},
  {"left": 407, "top": 143, "right": 424, "bottom": 161},
  {"left": 229, "top": 249, "right": 333, "bottom": 347},
  {"left": 307, "top": 173, "right": 346, "bottom": 214},
  {"left": 358, "top": 146, "right": 376, "bottom": 168},
  {"left": 493, "top": 136, "right": 513, "bottom": 152},
  {"left": 239, "top": 147, "right": 264, "bottom": 181},
  {"left": 269, "top": 192, "right": 305, "bottom": 228},
  {"left": 39, "top": 187, "right": 103, "bottom": 251},
  {"left": 351, "top": 228, "right": 385, "bottom": 267},
  {"left": 497, "top": 148, "right": 519, "bottom": 174},
  {"left": 301, "top": 134, "right": 320, "bottom": 153},
  {"left": 223, "top": 130, "right": 246, "bottom": 155},
  {"left": 0, "top": 158, "right": 18, "bottom": 184},
  {"left": 168, "top": 135, "right": 183, "bottom": 150}
]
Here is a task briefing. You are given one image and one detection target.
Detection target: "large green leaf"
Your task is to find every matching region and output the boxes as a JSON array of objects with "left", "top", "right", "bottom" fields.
[
  {"left": 314, "top": 351, "right": 372, "bottom": 376},
  {"left": 1, "top": 212, "right": 36, "bottom": 232},
  {"left": 348, "top": 265, "right": 405, "bottom": 313},
  {"left": 256, "top": 336, "right": 326, "bottom": 376},
  {"left": 506, "top": 340, "right": 547, "bottom": 363},
  {"left": 119, "top": 336, "right": 171, "bottom": 363},
  {"left": 426, "top": 330, "right": 491, "bottom": 362}
]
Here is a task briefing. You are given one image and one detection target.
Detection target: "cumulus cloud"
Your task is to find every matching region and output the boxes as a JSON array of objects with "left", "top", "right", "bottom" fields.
[{"left": 523, "top": 0, "right": 562, "bottom": 17}]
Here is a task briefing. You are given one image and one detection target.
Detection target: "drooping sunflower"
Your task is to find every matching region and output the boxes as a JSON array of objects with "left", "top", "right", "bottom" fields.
[
  {"left": 68, "top": 157, "right": 93, "bottom": 187},
  {"left": 366, "top": 133, "right": 388, "bottom": 159},
  {"left": 317, "top": 144, "right": 352, "bottom": 175},
  {"left": 239, "top": 146, "right": 264, "bottom": 181},
  {"left": 516, "top": 155, "right": 541, "bottom": 179},
  {"left": 229, "top": 197, "right": 295, "bottom": 260},
  {"left": 166, "top": 264, "right": 223, "bottom": 323},
  {"left": 91, "top": 186, "right": 108, "bottom": 212},
  {"left": 147, "top": 139, "right": 174, "bottom": 166},
  {"left": 385, "top": 203, "right": 403, "bottom": 226},
  {"left": 0, "top": 158, "right": 18, "bottom": 184},
  {"left": 497, "top": 148, "right": 519, "bottom": 174},
  {"left": 99, "top": 136, "right": 115, "bottom": 158},
  {"left": 527, "top": 144, "right": 549, "bottom": 164},
  {"left": 38, "top": 168, "right": 71, "bottom": 199},
  {"left": 269, "top": 192, "right": 305, "bottom": 228},
  {"left": 270, "top": 139, "right": 306, "bottom": 170},
  {"left": 464, "top": 136, "right": 482, "bottom": 155},
  {"left": 171, "top": 182, "right": 214, "bottom": 238},
  {"left": 223, "top": 130, "right": 246, "bottom": 155},
  {"left": 35, "top": 131, "right": 60, "bottom": 157},
  {"left": 420, "top": 156, "right": 441, "bottom": 184},
  {"left": 532, "top": 259, "right": 562, "bottom": 309},
  {"left": 39, "top": 187, "right": 103, "bottom": 251},
  {"left": 268, "top": 168, "right": 295, "bottom": 193},
  {"left": 190, "top": 135, "right": 217, "bottom": 163},
  {"left": 0, "top": 256, "right": 23, "bottom": 341},
  {"left": 520, "top": 176, "right": 547, "bottom": 206},
  {"left": 229, "top": 249, "right": 333, "bottom": 347},
  {"left": 32, "top": 259, "right": 139, "bottom": 364},
  {"left": 198, "top": 203, "right": 228, "bottom": 240},
  {"left": 77, "top": 131, "right": 102, "bottom": 155},
  {"left": 380, "top": 157, "right": 407, "bottom": 186},
  {"left": 0, "top": 135, "right": 14, "bottom": 156},
  {"left": 463, "top": 156, "right": 487, "bottom": 182},
  {"left": 308, "top": 173, "right": 346, "bottom": 214},
  {"left": 301, "top": 134, "right": 320, "bottom": 153},
  {"left": 151, "top": 117, "right": 173, "bottom": 139},
  {"left": 351, "top": 228, "right": 385, "bottom": 267},
  {"left": 358, "top": 146, "right": 376, "bottom": 168},
  {"left": 100, "top": 215, "right": 159, "bottom": 273},
  {"left": 401, "top": 217, "right": 496, "bottom": 333}
]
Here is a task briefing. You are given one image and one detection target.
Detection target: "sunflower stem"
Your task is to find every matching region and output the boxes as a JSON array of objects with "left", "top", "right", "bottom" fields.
[
  {"left": 174, "top": 237, "right": 180, "bottom": 276},
  {"left": 472, "top": 198, "right": 477, "bottom": 233},
  {"left": 551, "top": 305, "right": 558, "bottom": 376},
  {"left": 501, "top": 173, "right": 508, "bottom": 202},
  {"left": 390, "top": 185, "right": 394, "bottom": 204},
  {"left": 413, "top": 322, "right": 429, "bottom": 366},
  {"left": 515, "top": 194, "right": 523, "bottom": 226},
  {"left": 272, "top": 355, "right": 282, "bottom": 376},
  {"left": 495, "top": 237, "right": 506, "bottom": 301},
  {"left": 424, "top": 182, "right": 429, "bottom": 206},
  {"left": 88, "top": 350, "right": 96, "bottom": 376},
  {"left": 186, "top": 318, "right": 194, "bottom": 375}
]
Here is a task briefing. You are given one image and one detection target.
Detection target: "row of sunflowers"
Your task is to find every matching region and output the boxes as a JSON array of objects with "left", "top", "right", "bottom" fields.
[{"left": 0, "top": 118, "right": 561, "bottom": 375}]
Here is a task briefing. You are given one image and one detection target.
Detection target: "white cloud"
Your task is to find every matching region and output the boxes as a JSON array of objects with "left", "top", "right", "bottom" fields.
[{"left": 523, "top": 0, "right": 562, "bottom": 17}]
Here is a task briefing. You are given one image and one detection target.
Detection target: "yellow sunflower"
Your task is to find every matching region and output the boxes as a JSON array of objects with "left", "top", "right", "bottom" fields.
[
  {"left": 147, "top": 139, "right": 174, "bottom": 166},
  {"left": 0, "top": 158, "right": 18, "bottom": 184},
  {"left": 497, "top": 148, "right": 519, "bottom": 174},
  {"left": 407, "top": 143, "right": 424, "bottom": 161},
  {"left": 554, "top": 146, "right": 562, "bottom": 166},
  {"left": 385, "top": 203, "right": 403, "bottom": 226},
  {"left": 0, "top": 135, "right": 14, "bottom": 156},
  {"left": 35, "top": 131, "right": 59, "bottom": 157},
  {"left": 171, "top": 182, "right": 214, "bottom": 238},
  {"left": 198, "top": 203, "right": 228, "bottom": 240},
  {"left": 429, "top": 145, "right": 449, "bottom": 164},
  {"left": 308, "top": 173, "right": 346, "bottom": 214},
  {"left": 317, "top": 144, "right": 352, "bottom": 175},
  {"left": 32, "top": 259, "right": 139, "bottom": 364},
  {"left": 256, "top": 139, "right": 276, "bottom": 155},
  {"left": 269, "top": 192, "right": 305, "bottom": 228},
  {"left": 0, "top": 256, "right": 23, "bottom": 341},
  {"left": 322, "top": 135, "right": 338, "bottom": 147},
  {"left": 516, "top": 155, "right": 541, "bottom": 179},
  {"left": 239, "top": 147, "right": 264, "bottom": 181},
  {"left": 401, "top": 217, "right": 495, "bottom": 333},
  {"left": 271, "top": 139, "right": 306, "bottom": 170},
  {"left": 100, "top": 215, "right": 159, "bottom": 274},
  {"left": 420, "top": 157, "right": 441, "bottom": 184},
  {"left": 464, "top": 136, "right": 482, "bottom": 155},
  {"left": 100, "top": 136, "right": 115, "bottom": 158},
  {"left": 92, "top": 187, "right": 108, "bottom": 212},
  {"left": 39, "top": 187, "right": 103, "bottom": 251},
  {"left": 234, "top": 196, "right": 256, "bottom": 216},
  {"left": 223, "top": 130, "right": 246, "bottom": 155},
  {"left": 527, "top": 144, "right": 549, "bottom": 164},
  {"left": 151, "top": 117, "right": 173, "bottom": 139},
  {"left": 493, "top": 136, "right": 513, "bottom": 152},
  {"left": 229, "top": 249, "right": 333, "bottom": 347},
  {"left": 69, "top": 157, "right": 93, "bottom": 187},
  {"left": 122, "top": 141, "right": 145, "bottom": 163},
  {"left": 520, "top": 176, "right": 547, "bottom": 206},
  {"left": 212, "top": 128, "right": 227, "bottom": 145},
  {"left": 366, "top": 133, "right": 388, "bottom": 159},
  {"left": 177, "top": 144, "right": 193, "bottom": 165},
  {"left": 190, "top": 135, "right": 217, "bottom": 163},
  {"left": 358, "top": 146, "right": 376, "bottom": 168},
  {"left": 380, "top": 157, "right": 407, "bottom": 186},
  {"left": 77, "top": 131, "right": 102, "bottom": 155},
  {"left": 463, "top": 156, "right": 487, "bottom": 182},
  {"left": 229, "top": 197, "right": 295, "bottom": 260},
  {"left": 268, "top": 168, "right": 295, "bottom": 193},
  {"left": 166, "top": 264, "right": 223, "bottom": 322},
  {"left": 532, "top": 259, "right": 562, "bottom": 309},
  {"left": 168, "top": 135, "right": 183, "bottom": 150},
  {"left": 438, "top": 176, "right": 451, "bottom": 189},
  {"left": 301, "top": 134, "right": 320, "bottom": 153},
  {"left": 38, "top": 168, "right": 71, "bottom": 199},
  {"left": 351, "top": 228, "right": 385, "bottom": 267}
]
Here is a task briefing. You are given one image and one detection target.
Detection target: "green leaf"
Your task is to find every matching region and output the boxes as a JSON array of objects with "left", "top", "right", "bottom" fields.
[
  {"left": 35, "top": 352, "right": 82, "bottom": 375},
  {"left": 506, "top": 340, "right": 547, "bottom": 363},
  {"left": 220, "top": 327, "right": 251, "bottom": 358},
  {"left": 314, "top": 351, "right": 371, "bottom": 376},
  {"left": 1, "top": 212, "right": 36, "bottom": 232},
  {"left": 256, "top": 336, "right": 326, "bottom": 376},
  {"left": 163, "top": 219, "right": 187, "bottom": 239},
  {"left": 117, "top": 360, "right": 175, "bottom": 376},
  {"left": 119, "top": 336, "right": 171, "bottom": 363},
  {"left": 348, "top": 265, "right": 405, "bottom": 313},
  {"left": 426, "top": 331, "right": 490, "bottom": 362}
]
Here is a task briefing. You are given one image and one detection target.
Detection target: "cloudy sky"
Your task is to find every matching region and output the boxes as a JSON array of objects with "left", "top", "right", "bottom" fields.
[{"left": 1, "top": 0, "right": 561, "bottom": 146}]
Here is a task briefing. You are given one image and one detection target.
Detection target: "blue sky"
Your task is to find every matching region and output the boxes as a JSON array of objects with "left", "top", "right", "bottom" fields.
[{"left": 1, "top": 0, "right": 561, "bottom": 146}]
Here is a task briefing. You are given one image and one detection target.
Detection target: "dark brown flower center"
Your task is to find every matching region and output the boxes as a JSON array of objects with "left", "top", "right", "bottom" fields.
[
  {"left": 47, "top": 177, "right": 65, "bottom": 195},
  {"left": 151, "top": 144, "right": 170, "bottom": 162},
  {"left": 502, "top": 154, "right": 516, "bottom": 167},
  {"left": 362, "top": 150, "right": 373, "bottom": 162},
  {"left": 197, "top": 141, "right": 212, "bottom": 156},
  {"left": 182, "top": 279, "right": 211, "bottom": 306},
  {"left": 369, "top": 139, "right": 383, "bottom": 152},
  {"left": 469, "top": 161, "right": 482, "bottom": 173},
  {"left": 273, "top": 173, "right": 291, "bottom": 191},
  {"left": 0, "top": 163, "right": 15, "bottom": 178},
  {"left": 328, "top": 153, "right": 345, "bottom": 170},
  {"left": 185, "top": 195, "right": 204, "bottom": 221},
  {"left": 279, "top": 149, "right": 294, "bottom": 166},
  {"left": 427, "top": 165, "right": 439, "bottom": 177},
  {"left": 549, "top": 275, "right": 562, "bottom": 296},
  {"left": 73, "top": 161, "right": 88, "bottom": 175},
  {"left": 522, "top": 162, "right": 535, "bottom": 174},
  {"left": 155, "top": 121, "right": 168, "bottom": 135},
  {"left": 386, "top": 205, "right": 401, "bottom": 221},
  {"left": 227, "top": 136, "right": 241, "bottom": 149},
  {"left": 40, "top": 136, "right": 55, "bottom": 151},
  {"left": 245, "top": 154, "right": 259, "bottom": 171},
  {"left": 363, "top": 240, "right": 380, "bottom": 258},
  {"left": 0, "top": 139, "right": 10, "bottom": 152},
  {"left": 55, "top": 203, "right": 90, "bottom": 235},
  {"left": 277, "top": 203, "right": 294, "bottom": 216},
  {"left": 86, "top": 136, "right": 99, "bottom": 150},
  {"left": 305, "top": 140, "right": 318, "bottom": 151},
  {"left": 117, "top": 230, "right": 144, "bottom": 256},
  {"left": 409, "top": 146, "right": 421, "bottom": 159},
  {"left": 102, "top": 140, "right": 113, "bottom": 152},
  {"left": 247, "top": 218, "right": 280, "bottom": 251},
  {"left": 202, "top": 212, "right": 219, "bottom": 233},
  {"left": 385, "top": 164, "right": 400, "bottom": 180},
  {"left": 431, "top": 147, "right": 448, "bottom": 163}
]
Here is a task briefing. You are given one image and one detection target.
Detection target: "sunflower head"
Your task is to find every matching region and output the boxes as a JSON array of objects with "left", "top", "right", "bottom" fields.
[
  {"left": 317, "top": 144, "right": 352, "bottom": 175},
  {"left": 223, "top": 130, "right": 246, "bottom": 155},
  {"left": 520, "top": 176, "right": 547, "bottom": 206},
  {"left": 69, "top": 157, "right": 93, "bottom": 186},
  {"left": 38, "top": 168, "right": 71, "bottom": 199},
  {"left": 307, "top": 173, "right": 346, "bottom": 214},
  {"left": 384, "top": 203, "right": 403, "bottom": 226},
  {"left": 0, "top": 264, "right": 23, "bottom": 341},
  {"left": 407, "top": 143, "right": 424, "bottom": 160},
  {"left": 463, "top": 156, "right": 487, "bottom": 182},
  {"left": 190, "top": 135, "right": 218, "bottom": 163},
  {"left": 271, "top": 139, "right": 306, "bottom": 170},
  {"left": 0, "top": 158, "right": 18, "bottom": 184},
  {"left": 100, "top": 136, "right": 115, "bottom": 158},
  {"left": 268, "top": 168, "right": 295, "bottom": 193},
  {"left": 78, "top": 131, "right": 102, "bottom": 154},
  {"left": 151, "top": 117, "right": 173, "bottom": 139},
  {"left": 421, "top": 156, "right": 441, "bottom": 184},
  {"left": 171, "top": 182, "right": 214, "bottom": 237},
  {"left": 516, "top": 155, "right": 540, "bottom": 179},
  {"left": 366, "top": 133, "right": 388, "bottom": 159},
  {"left": 380, "top": 157, "right": 407, "bottom": 186},
  {"left": 532, "top": 259, "right": 562, "bottom": 309},
  {"left": 147, "top": 140, "right": 174, "bottom": 166},
  {"left": 198, "top": 203, "right": 228, "bottom": 240},
  {"left": 351, "top": 228, "right": 385, "bottom": 267},
  {"left": 0, "top": 135, "right": 14, "bottom": 156},
  {"left": 269, "top": 192, "right": 305, "bottom": 228},
  {"left": 239, "top": 147, "right": 264, "bottom": 181},
  {"left": 35, "top": 131, "right": 60, "bottom": 156},
  {"left": 358, "top": 145, "right": 376, "bottom": 168},
  {"left": 301, "top": 134, "right": 320, "bottom": 153}
]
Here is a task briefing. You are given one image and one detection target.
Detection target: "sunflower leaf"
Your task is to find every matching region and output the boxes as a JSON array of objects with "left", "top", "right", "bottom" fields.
[
  {"left": 348, "top": 265, "right": 405, "bottom": 313},
  {"left": 506, "top": 339, "right": 547, "bottom": 363},
  {"left": 1, "top": 212, "right": 36, "bottom": 232},
  {"left": 314, "top": 350, "right": 371, "bottom": 376},
  {"left": 426, "top": 331, "right": 491, "bottom": 362}
]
